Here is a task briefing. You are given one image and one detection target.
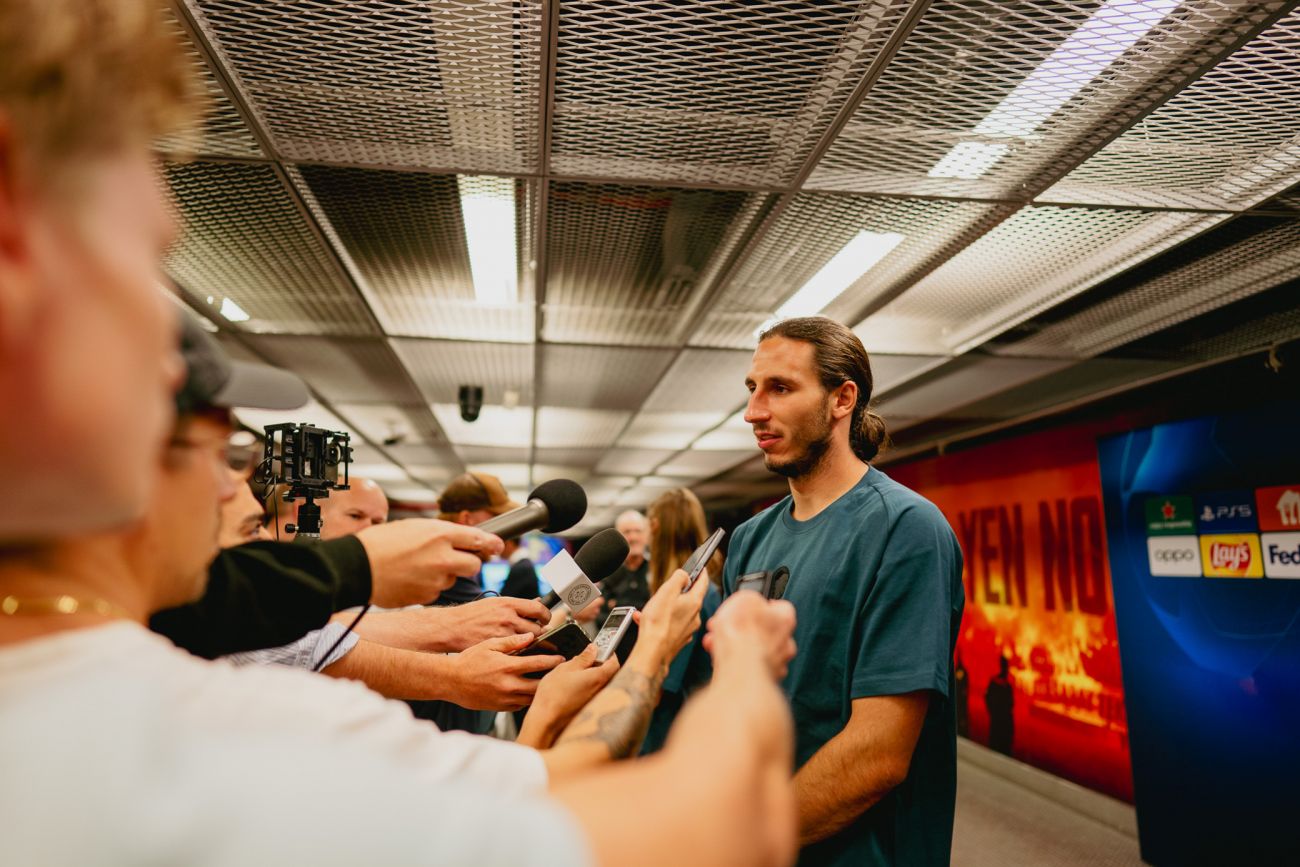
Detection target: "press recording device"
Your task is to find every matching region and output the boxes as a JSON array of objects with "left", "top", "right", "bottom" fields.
[
  {"left": 593, "top": 606, "right": 638, "bottom": 664},
  {"left": 681, "top": 527, "right": 726, "bottom": 592},
  {"left": 255, "top": 422, "right": 352, "bottom": 541},
  {"left": 735, "top": 565, "right": 790, "bottom": 600}
]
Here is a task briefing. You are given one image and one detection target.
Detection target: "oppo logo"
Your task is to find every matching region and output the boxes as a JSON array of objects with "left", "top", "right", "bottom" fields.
[
  {"left": 1209, "top": 542, "right": 1252, "bottom": 571},
  {"left": 1153, "top": 548, "right": 1195, "bottom": 562}
]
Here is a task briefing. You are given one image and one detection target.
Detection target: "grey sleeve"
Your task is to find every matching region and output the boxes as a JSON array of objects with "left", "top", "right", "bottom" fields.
[{"left": 221, "top": 623, "right": 360, "bottom": 671}]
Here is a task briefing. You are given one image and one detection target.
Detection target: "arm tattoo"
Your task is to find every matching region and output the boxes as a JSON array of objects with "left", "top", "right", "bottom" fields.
[{"left": 554, "top": 665, "right": 666, "bottom": 760}]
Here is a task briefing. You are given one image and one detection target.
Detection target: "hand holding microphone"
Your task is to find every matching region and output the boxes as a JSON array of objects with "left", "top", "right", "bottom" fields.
[{"left": 538, "top": 528, "right": 629, "bottom": 616}]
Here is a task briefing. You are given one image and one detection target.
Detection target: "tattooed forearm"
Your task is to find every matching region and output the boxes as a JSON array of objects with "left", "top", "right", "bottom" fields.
[{"left": 554, "top": 665, "right": 666, "bottom": 760}]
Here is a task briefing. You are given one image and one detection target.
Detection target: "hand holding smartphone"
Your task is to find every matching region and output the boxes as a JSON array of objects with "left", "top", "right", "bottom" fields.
[{"left": 680, "top": 527, "right": 725, "bottom": 593}]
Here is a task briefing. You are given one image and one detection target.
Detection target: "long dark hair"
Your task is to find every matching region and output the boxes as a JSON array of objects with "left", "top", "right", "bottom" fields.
[{"left": 759, "top": 316, "right": 889, "bottom": 462}]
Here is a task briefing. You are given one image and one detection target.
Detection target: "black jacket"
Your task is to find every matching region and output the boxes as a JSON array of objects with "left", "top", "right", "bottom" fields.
[{"left": 150, "top": 537, "right": 371, "bottom": 659}]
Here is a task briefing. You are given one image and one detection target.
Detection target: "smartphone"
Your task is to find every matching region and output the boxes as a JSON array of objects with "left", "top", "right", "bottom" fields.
[
  {"left": 680, "top": 527, "right": 726, "bottom": 592},
  {"left": 593, "top": 606, "right": 637, "bottom": 664},
  {"left": 512, "top": 621, "right": 591, "bottom": 660},
  {"left": 735, "top": 565, "right": 790, "bottom": 600}
]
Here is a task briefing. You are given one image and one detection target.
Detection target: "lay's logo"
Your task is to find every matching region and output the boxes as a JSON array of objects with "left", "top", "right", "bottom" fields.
[{"left": 1199, "top": 534, "right": 1263, "bottom": 578}]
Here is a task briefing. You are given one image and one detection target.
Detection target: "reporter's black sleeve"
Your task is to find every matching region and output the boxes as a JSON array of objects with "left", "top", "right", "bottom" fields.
[{"left": 149, "top": 536, "right": 372, "bottom": 659}]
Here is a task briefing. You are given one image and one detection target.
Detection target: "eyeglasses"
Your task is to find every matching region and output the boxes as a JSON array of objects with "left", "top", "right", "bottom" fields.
[{"left": 169, "top": 429, "right": 261, "bottom": 478}]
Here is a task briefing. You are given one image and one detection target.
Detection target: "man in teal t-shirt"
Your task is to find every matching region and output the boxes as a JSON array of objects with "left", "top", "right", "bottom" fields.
[{"left": 724, "top": 317, "right": 964, "bottom": 866}]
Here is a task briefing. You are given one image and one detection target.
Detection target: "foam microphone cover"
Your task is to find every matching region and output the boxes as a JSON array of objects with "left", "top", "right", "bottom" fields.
[
  {"left": 531, "top": 478, "right": 588, "bottom": 534},
  {"left": 574, "top": 527, "right": 631, "bottom": 583}
]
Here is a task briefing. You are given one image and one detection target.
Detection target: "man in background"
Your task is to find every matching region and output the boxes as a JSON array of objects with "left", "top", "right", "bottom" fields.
[
  {"left": 500, "top": 537, "right": 539, "bottom": 600},
  {"left": 264, "top": 475, "right": 388, "bottom": 541},
  {"left": 589, "top": 510, "right": 652, "bottom": 625},
  {"left": 435, "top": 471, "right": 520, "bottom": 604}
]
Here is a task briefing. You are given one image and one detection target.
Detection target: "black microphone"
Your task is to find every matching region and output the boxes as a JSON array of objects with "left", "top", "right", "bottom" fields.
[
  {"left": 539, "top": 527, "right": 630, "bottom": 609},
  {"left": 477, "top": 479, "right": 587, "bottom": 541}
]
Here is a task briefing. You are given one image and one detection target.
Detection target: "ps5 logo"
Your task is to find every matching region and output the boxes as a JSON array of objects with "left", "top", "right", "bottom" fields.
[{"left": 1200, "top": 504, "right": 1253, "bottom": 522}]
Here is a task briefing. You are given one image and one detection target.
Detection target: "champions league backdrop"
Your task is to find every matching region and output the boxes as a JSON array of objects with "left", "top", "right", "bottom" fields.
[
  {"left": 889, "top": 426, "right": 1132, "bottom": 802},
  {"left": 1097, "top": 404, "right": 1300, "bottom": 865}
]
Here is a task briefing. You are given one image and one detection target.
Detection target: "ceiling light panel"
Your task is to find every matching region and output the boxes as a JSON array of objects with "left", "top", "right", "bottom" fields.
[
  {"left": 454, "top": 446, "right": 534, "bottom": 466},
  {"left": 595, "top": 449, "right": 678, "bottom": 477},
  {"left": 539, "top": 345, "right": 677, "bottom": 409},
  {"left": 294, "top": 166, "right": 535, "bottom": 342},
  {"left": 183, "top": 0, "right": 543, "bottom": 173},
  {"left": 432, "top": 405, "right": 534, "bottom": 448},
  {"left": 532, "top": 448, "right": 607, "bottom": 469},
  {"left": 693, "top": 411, "right": 757, "bottom": 451},
  {"left": 640, "top": 349, "right": 755, "bottom": 414},
  {"left": 806, "top": 0, "right": 1286, "bottom": 199},
  {"left": 1040, "top": 9, "right": 1300, "bottom": 210},
  {"left": 392, "top": 339, "right": 535, "bottom": 407},
  {"left": 535, "top": 408, "right": 633, "bottom": 449},
  {"left": 164, "top": 161, "right": 378, "bottom": 336},
  {"left": 854, "top": 205, "right": 1225, "bottom": 355},
  {"left": 618, "top": 411, "right": 731, "bottom": 450},
  {"left": 873, "top": 356, "right": 1077, "bottom": 420},
  {"left": 234, "top": 399, "right": 350, "bottom": 437},
  {"left": 531, "top": 464, "right": 594, "bottom": 485},
  {"left": 347, "top": 462, "right": 410, "bottom": 483},
  {"left": 657, "top": 450, "right": 758, "bottom": 479},
  {"left": 543, "top": 181, "right": 758, "bottom": 345},
  {"left": 551, "top": 0, "right": 911, "bottom": 186},
  {"left": 382, "top": 486, "right": 441, "bottom": 502},
  {"left": 333, "top": 403, "right": 447, "bottom": 449},
  {"left": 157, "top": 7, "right": 262, "bottom": 158},
  {"left": 1001, "top": 219, "right": 1300, "bottom": 359},
  {"left": 693, "top": 193, "right": 1011, "bottom": 349},
  {"left": 245, "top": 336, "right": 421, "bottom": 404}
]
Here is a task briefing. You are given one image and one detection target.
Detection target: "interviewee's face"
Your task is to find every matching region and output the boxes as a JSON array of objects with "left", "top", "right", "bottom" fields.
[{"left": 744, "top": 337, "right": 833, "bottom": 479}]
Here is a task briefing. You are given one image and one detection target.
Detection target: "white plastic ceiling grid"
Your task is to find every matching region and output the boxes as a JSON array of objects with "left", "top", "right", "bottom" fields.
[
  {"left": 293, "top": 165, "right": 537, "bottom": 342},
  {"left": 164, "top": 161, "right": 378, "bottom": 336},
  {"left": 550, "top": 0, "right": 913, "bottom": 186},
  {"left": 805, "top": 0, "right": 1290, "bottom": 199},
  {"left": 853, "top": 204, "right": 1226, "bottom": 356},
  {"left": 391, "top": 339, "right": 535, "bottom": 406},
  {"left": 543, "top": 182, "right": 761, "bottom": 345},
  {"left": 244, "top": 336, "right": 421, "bottom": 404},
  {"left": 157, "top": 6, "right": 263, "bottom": 159},
  {"left": 692, "top": 193, "right": 1015, "bottom": 349},
  {"left": 538, "top": 345, "right": 677, "bottom": 410},
  {"left": 1041, "top": 8, "right": 1300, "bottom": 210},
  {"left": 1001, "top": 218, "right": 1300, "bottom": 358},
  {"left": 183, "top": 0, "right": 544, "bottom": 173},
  {"left": 163, "top": 0, "right": 1300, "bottom": 517}
]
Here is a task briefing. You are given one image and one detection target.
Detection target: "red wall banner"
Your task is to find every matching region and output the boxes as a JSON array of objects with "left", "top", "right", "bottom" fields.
[{"left": 889, "top": 424, "right": 1133, "bottom": 802}]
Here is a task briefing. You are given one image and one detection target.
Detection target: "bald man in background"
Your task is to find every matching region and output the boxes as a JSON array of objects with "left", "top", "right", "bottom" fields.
[{"left": 265, "top": 476, "right": 388, "bottom": 542}]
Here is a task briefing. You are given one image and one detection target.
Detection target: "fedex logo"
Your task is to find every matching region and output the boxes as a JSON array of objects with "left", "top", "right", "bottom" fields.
[
  {"left": 1199, "top": 534, "right": 1263, "bottom": 578},
  {"left": 1262, "top": 533, "right": 1300, "bottom": 579}
]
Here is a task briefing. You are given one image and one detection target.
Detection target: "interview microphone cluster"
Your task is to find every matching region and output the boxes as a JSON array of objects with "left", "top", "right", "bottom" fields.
[
  {"left": 476, "top": 479, "right": 587, "bottom": 540},
  {"left": 540, "top": 527, "right": 630, "bottom": 615}
]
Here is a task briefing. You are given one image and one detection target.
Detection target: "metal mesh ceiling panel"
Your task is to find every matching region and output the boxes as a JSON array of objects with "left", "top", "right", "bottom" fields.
[
  {"left": 641, "top": 349, "right": 757, "bottom": 413},
  {"left": 333, "top": 403, "right": 448, "bottom": 450},
  {"left": 853, "top": 204, "right": 1224, "bottom": 355},
  {"left": 1042, "top": 9, "right": 1300, "bottom": 210},
  {"left": 693, "top": 193, "right": 1013, "bottom": 349},
  {"left": 619, "top": 411, "right": 732, "bottom": 450},
  {"left": 1002, "top": 219, "right": 1300, "bottom": 358},
  {"left": 539, "top": 345, "right": 677, "bottom": 409},
  {"left": 185, "top": 0, "right": 543, "bottom": 172},
  {"left": 294, "top": 166, "right": 537, "bottom": 342},
  {"left": 532, "top": 448, "right": 607, "bottom": 469},
  {"left": 657, "top": 449, "right": 758, "bottom": 478},
  {"left": 543, "top": 182, "right": 759, "bottom": 345},
  {"left": 164, "top": 161, "right": 378, "bottom": 335},
  {"left": 806, "top": 1, "right": 1288, "bottom": 199},
  {"left": 392, "top": 339, "right": 535, "bottom": 406},
  {"left": 433, "top": 405, "right": 534, "bottom": 448},
  {"left": 535, "top": 408, "right": 633, "bottom": 449},
  {"left": 874, "top": 355, "right": 1075, "bottom": 421},
  {"left": 245, "top": 336, "right": 419, "bottom": 403},
  {"left": 595, "top": 448, "right": 678, "bottom": 477},
  {"left": 550, "top": 0, "right": 911, "bottom": 186},
  {"left": 158, "top": 7, "right": 263, "bottom": 158},
  {"left": 455, "top": 447, "right": 534, "bottom": 466}
]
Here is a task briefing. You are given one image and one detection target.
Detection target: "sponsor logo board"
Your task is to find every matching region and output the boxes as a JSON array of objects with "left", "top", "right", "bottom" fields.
[
  {"left": 1194, "top": 491, "right": 1256, "bottom": 533},
  {"left": 1255, "top": 485, "right": 1300, "bottom": 532},
  {"left": 1199, "top": 534, "right": 1263, "bottom": 578},
  {"left": 1145, "top": 496, "right": 1195, "bottom": 535},
  {"left": 1261, "top": 532, "right": 1300, "bottom": 579},
  {"left": 1146, "top": 536, "right": 1201, "bottom": 577}
]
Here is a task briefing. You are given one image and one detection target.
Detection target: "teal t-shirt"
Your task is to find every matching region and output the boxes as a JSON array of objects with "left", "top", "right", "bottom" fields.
[{"left": 723, "top": 467, "right": 964, "bottom": 867}]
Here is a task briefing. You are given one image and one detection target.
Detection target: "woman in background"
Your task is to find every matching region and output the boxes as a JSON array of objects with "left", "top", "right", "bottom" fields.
[{"left": 639, "top": 487, "right": 723, "bottom": 754}]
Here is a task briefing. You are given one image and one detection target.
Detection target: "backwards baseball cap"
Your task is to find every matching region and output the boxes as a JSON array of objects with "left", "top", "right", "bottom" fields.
[
  {"left": 437, "top": 472, "right": 521, "bottom": 517},
  {"left": 176, "top": 314, "right": 309, "bottom": 414}
]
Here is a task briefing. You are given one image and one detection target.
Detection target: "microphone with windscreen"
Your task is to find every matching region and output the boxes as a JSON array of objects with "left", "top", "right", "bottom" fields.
[
  {"left": 476, "top": 479, "right": 587, "bottom": 541},
  {"left": 539, "top": 527, "right": 630, "bottom": 614}
]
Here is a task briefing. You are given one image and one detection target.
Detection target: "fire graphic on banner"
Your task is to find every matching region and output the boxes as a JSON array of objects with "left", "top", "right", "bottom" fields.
[{"left": 890, "top": 427, "right": 1132, "bottom": 802}]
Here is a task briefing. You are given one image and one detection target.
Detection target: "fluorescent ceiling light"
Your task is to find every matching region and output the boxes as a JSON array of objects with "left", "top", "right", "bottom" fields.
[
  {"left": 347, "top": 462, "right": 409, "bottom": 483},
  {"left": 457, "top": 175, "right": 517, "bottom": 306},
  {"left": 768, "top": 230, "right": 906, "bottom": 325},
  {"left": 930, "top": 0, "right": 1180, "bottom": 178},
  {"left": 219, "top": 297, "right": 250, "bottom": 322},
  {"left": 928, "top": 142, "right": 1010, "bottom": 180}
]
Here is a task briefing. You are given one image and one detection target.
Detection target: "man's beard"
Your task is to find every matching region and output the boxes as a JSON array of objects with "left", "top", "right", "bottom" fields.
[{"left": 763, "top": 403, "right": 833, "bottom": 479}]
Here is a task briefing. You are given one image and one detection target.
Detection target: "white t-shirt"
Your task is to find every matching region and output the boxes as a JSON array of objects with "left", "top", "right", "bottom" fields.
[{"left": 0, "top": 623, "right": 591, "bottom": 865}]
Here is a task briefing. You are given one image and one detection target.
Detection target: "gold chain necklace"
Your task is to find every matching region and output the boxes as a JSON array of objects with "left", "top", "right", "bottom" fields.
[{"left": 1, "top": 595, "right": 132, "bottom": 619}]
